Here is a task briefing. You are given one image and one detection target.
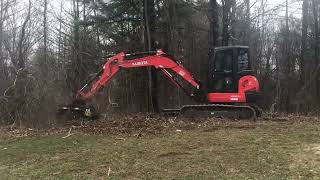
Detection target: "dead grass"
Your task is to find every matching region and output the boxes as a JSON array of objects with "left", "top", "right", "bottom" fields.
[{"left": 1, "top": 115, "right": 320, "bottom": 179}]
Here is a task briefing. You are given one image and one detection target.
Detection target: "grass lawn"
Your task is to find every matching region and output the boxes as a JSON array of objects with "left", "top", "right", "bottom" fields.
[{"left": 1, "top": 118, "right": 320, "bottom": 179}]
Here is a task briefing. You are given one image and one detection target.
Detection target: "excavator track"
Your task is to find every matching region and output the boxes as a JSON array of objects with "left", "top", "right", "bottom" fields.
[
  {"left": 58, "top": 104, "right": 260, "bottom": 120},
  {"left": 162, "top": 104, "right": 259, "bottom": 120}
]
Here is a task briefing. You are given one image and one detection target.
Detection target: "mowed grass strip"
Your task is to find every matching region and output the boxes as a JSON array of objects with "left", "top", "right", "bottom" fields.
[{"left": 1, "top": 120, "right": 320, "bottom": 179}]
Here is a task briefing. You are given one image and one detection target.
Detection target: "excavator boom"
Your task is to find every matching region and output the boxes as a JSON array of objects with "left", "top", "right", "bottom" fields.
[{"left": 76, "top": 49, "right": 204, "bottom": 102}]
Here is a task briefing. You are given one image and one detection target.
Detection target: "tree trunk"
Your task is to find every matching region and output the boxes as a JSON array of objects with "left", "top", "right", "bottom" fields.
[
  {"left": 259, "top": 0, "right": 265, "bottom": 75},
  {"left": 283, "top": 0, "right": 290, "bottom": 111},
  {"left": 58, "top": 1, "right": 62, "bottom": 61},
  {"left": 230, "top": 0, "right": 236, "bottom": 45},
  {"left": 245, "top": 0, "right": 250, "bottom": 45},
  {"left": 17, "top": 0, "right": 31, "bottom": 69},
  {"left": 43, "top": 0, "right": 47, "bottom": 74},
  {"left": 208, "top": 0, "right": 218, "bottom": 50},
  {"left": 301, "top": 0, "right": 308, "bottom": 83},
  {"left": 143, "top": 0, "right": 159, "bottom": 113},
  {"left": 311, "top": 0, "right": 320, "bottom": 99},
  {"left": 0, "top": 0, "right": 4, "bottom": 78},
  {"left": 208, "top": 0, "right": 219, "bottom": 86},
  {"left": 222, "top": 0, "right": 232, "bottom": 46},
  {"left": 71, "top": 0, "right": 81, "bottom": 91}
]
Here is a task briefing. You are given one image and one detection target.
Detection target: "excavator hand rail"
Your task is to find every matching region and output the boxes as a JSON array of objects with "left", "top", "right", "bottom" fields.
[{"left": 124, "top": 50, "right": 158, "bottom": 58}]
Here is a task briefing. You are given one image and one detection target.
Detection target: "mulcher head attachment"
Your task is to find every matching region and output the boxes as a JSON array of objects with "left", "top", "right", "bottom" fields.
[{"left": 57, "top": 99, "right": 98, "bottom": 120}]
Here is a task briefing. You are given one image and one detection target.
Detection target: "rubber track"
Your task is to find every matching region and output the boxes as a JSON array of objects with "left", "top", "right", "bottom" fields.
[{"left": 162, "top": 104, "right": 257, "bottom": 120}]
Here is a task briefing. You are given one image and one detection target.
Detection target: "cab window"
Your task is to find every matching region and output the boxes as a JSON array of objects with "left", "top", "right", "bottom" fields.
[
  {"left": 238, "top": 49, "right": 249, "bottom": 72},
  {"left": 214, "top": 50, "right": 233, "bottom": 72}
]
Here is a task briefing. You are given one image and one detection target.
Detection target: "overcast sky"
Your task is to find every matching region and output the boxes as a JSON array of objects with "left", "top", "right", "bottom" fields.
[
  {"left": 19, "top": 0, "right": 301, "bottom": 39},
  {"left": 47, "top": 0, "right": 302, "bottom": 18}
]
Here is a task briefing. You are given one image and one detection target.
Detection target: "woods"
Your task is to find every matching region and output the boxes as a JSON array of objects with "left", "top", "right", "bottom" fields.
[{"left": 0, "top": 0, "right": 319, "bottom": 127}]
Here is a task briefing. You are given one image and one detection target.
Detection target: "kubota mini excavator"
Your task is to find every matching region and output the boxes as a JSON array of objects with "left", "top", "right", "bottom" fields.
[{"left": 59, "top": 46, "right": 261, "bottom": 119}]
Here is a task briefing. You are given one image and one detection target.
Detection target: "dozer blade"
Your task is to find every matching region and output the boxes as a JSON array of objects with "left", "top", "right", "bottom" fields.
[{"left": 162, "top": 104, "right": 259, "bottom": 120}]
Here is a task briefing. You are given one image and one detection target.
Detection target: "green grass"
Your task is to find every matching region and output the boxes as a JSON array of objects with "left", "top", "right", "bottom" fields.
[{"left": 1, "top": 120, "right": 320, "bottom": 179}]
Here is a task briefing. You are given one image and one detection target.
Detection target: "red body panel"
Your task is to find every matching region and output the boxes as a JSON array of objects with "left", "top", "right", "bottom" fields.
[
  {"left": 207, "top": 75, "right": 260, "bottom": 103},
  {"left": 207, "top": 93, "right": 246, "bottom": 103}
]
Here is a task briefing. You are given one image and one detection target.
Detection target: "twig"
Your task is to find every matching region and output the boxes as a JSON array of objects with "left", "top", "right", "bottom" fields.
[
  {"left": 107, "top": 167, "right": 111, "bottom": 177},
  {"left": 62, "top": 127, "right": 74, "bottom": 138},
  {"left": 3, "top": 68, "right": 23, "bottom": 98}
]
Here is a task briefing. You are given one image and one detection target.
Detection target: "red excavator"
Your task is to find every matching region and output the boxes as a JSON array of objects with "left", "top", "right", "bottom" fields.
[{"left": 60, "top": 46, "right": 261, "bottom": 119}]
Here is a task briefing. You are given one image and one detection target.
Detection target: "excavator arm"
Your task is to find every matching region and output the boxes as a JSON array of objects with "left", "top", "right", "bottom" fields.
[{"left": 76, "top": 49, "right": 205, "bottom": 102}]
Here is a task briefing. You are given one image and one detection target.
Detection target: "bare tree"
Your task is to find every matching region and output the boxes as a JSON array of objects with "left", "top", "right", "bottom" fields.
[
  {"left": 16, "top": 0, "right": 32, "bottom": 69},
  {"left": 41, "top": 0, "right": 48, "bottom": 76}
]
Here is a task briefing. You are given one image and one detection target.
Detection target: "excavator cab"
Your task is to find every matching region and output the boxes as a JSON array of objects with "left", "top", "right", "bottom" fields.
[
  {"left": 208, "top": 46, "right": 251, "bottom": 92},
  {"left": 207, "top": 46, "right": 260, "bottom": 104}
]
